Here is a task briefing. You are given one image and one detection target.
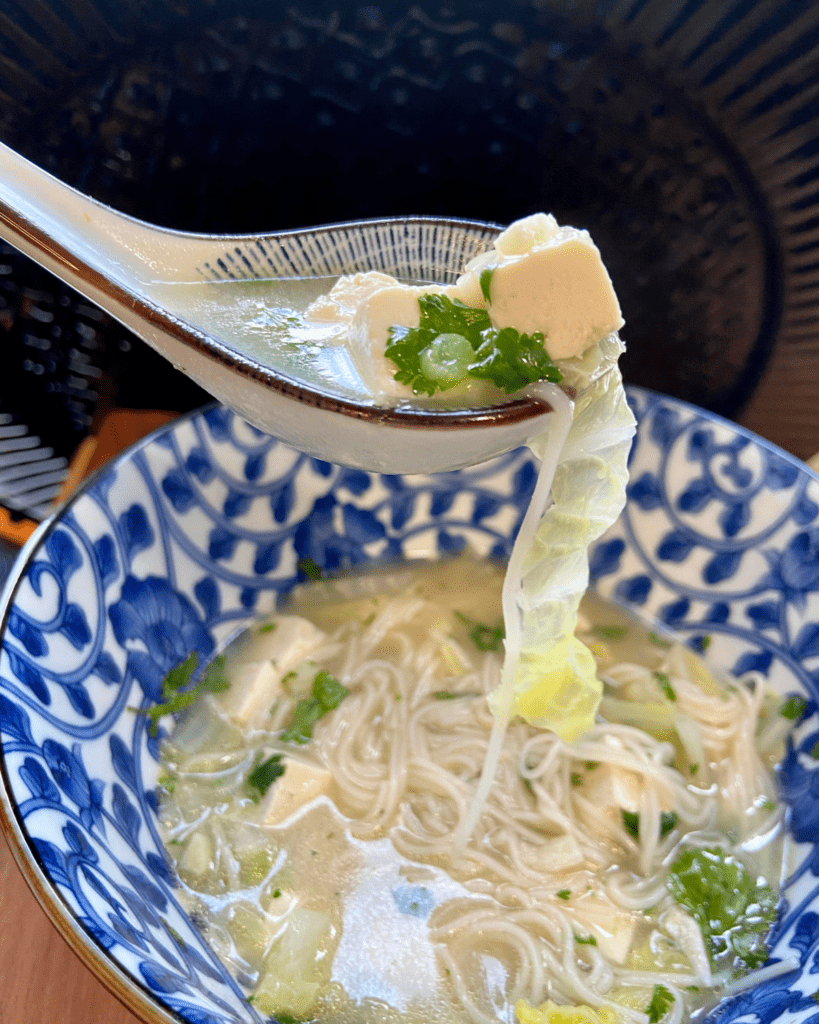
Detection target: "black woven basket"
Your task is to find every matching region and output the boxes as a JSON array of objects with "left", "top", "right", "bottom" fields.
[{"left": 1, "top": 0, "right": 818, "bottom": 520}]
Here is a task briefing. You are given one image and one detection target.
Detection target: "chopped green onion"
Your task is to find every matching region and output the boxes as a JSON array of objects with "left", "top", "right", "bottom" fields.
[
  {"left": 590, "top": 624, "right": 628, "bottom": 641},
  {"left": 456, "top": 611, "right": 504, "bottom": 652},
  {"left": 653, "top": 671, "right": 676, "bottom": 702}
]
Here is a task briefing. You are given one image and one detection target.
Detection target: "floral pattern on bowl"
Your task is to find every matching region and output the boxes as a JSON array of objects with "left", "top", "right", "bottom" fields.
[{"left": 1, "top": 389, "right": 819, "bottom": 1024}]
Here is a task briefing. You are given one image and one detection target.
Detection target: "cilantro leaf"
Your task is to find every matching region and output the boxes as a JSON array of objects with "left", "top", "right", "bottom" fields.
[
  {"left": 469, "top": 326, "right": 562, "bottom": 393},
  {"left": 384, "top": 294, "right": 562, "bottom": 396},
  {"left": 281, "top": 670, "right": 348, "bottom": 744},
  {"left": 140, "top": 654, "right": 230, "bottom": 736},
  {"left": 455, "top": 611, "right": 504, "bottom": 652},
  {"left": 416, "top": 293, "right": 492, "bottom": 336},
  {"left": 667, "top": 846, "right": 776, "bottom": 970},
  {"left": 646, "top": 984, "right": 674, "bottom": 1023},
  {"left": 161, "top": 651, "right": 198, "bottom": 695},
  {"left": 247, "top": 754, "right": 286, "bottom": 800}
]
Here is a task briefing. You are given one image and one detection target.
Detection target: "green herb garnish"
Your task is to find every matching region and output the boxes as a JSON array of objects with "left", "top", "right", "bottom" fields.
[
  {"left": 648, "top": 631, "right": 672, "bottom": 649},
  {"left": 470, "top": 325, "right": 563, "bottom": 393},
  {"left": 666, "top": 846, "right": 776, "bottom": 970},
  {"left": 247, "top": 754, "right": 286, "bottom": 800},
  {"left": 653, "top": 671, "right": 676, "bottom": 701},
  {"left": 298, "top": 557, "right": 323, "bottom": 581},
  {"left": 621, "top": 809, "right": 677, "bottom": 839},
  {"left": 140, "top": 653, "right": 230, "bottom": 737},
  {"left": 433, "top": 690, "right": 476, "bottom": 700},
  {"left": 258, "top": 622, "right": 277, "bottom": 634},
  {"left": 646, "top": 984, "right": 674, "bottom": 1023},
  {"left": 480, "top": 267, "right": 495, "bottom": 304},
  {"left": 556, "top": 889, "right": 571, "bottom": 900},
  {"left": 575, "top": 934, "right": 597, "bottom": 945},
  {"left": 163, "top": 920, "right": 187, "bottom": 949},
  {"left": 281, "top": 670, "right": 348, "bottom": 744},
  {"left": 780, "top": 695, "right": 807, "bottom": 720},
  {"left": 385, "top": 293, "right": 562, "bottom": 396},
  {"left": 621, "top": 809, "right": 639, "bottom": 838},
  {"left": 570, "top": 772, "right": 583, "bottom": 786},
  {"left": 590, "top": 624, "right": 628, "bottom": 641},
  {"left": 455, "top": 611, "right": 505, "bottom": 652}
]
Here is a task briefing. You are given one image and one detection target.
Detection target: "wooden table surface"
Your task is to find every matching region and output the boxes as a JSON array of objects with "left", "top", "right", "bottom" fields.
[
  {"left": 0, "top": 828, "right": 144, "bottom": 1024},
  {"left": 0, "top": 410, "right": 182, "bottom": 1024}
]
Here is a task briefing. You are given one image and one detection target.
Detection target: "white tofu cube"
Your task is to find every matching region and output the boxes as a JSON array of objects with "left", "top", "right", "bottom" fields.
[
  {"left": 347, "top": 282, "right": 450, "bottom": 397},
  {"left": 259, "top": 756, "right": 333, "bottom": 826},
  {"left": 527, "top": 833, "right": 585, "bottom": 872},
  {"left": 221, "top": 659, "right": 283, "bottom": 729},
  {"left": 583, "top": 763, "right": 643, "bottom": 815},
  {"left": 487, "top": 234, "right": 623, "bottom": 360},
  {"left": 222, "top": 616, "right": 328, "bottom": 729},
  {"left": 305, "top": 271, "right": 399, "bottom": 322},
  {"left": 566, "top": 894, "right": 637, "bottom": 965}
]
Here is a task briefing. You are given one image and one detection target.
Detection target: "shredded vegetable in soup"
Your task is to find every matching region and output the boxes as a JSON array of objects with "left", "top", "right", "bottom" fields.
[
  {"left": 158, "top": 561, "right": 787, "bottom": 1024},
  {"left": 151, "top": 214, "right": 789, "bottom": 1024}
]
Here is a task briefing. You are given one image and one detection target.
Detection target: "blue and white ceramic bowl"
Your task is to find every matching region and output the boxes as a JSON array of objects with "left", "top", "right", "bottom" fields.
[{"left": 1, "top": 392, "right": 819, "bottom": 1024}]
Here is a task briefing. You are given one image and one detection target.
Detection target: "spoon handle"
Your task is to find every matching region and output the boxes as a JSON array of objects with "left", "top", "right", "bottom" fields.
[{"left": 0, "top": 140, "right": 149, "bottom": 286}]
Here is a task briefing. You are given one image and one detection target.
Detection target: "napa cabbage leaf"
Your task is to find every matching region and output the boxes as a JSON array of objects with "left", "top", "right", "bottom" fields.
[{"left": 490, "top": 330, "right": 636, "bottom": 741}]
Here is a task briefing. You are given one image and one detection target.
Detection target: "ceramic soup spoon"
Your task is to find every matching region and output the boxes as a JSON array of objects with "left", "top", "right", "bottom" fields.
[{"left": 0, "top": 141, "right": 556, "bottom": 474}]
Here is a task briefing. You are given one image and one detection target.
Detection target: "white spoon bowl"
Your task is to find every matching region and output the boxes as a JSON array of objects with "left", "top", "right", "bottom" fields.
[{"left": 0, "top": 142, "right": 554, "bottom": 473}]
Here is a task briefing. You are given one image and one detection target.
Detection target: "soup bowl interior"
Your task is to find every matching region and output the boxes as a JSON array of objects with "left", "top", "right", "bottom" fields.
[{"left": 1, "top": 390, "right": 819, "bottom": 1024}]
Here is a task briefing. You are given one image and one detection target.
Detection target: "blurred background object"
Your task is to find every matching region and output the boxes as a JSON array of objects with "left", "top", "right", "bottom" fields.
[{"left": 1, "top": 0, "right": 819, "bottom": 532}]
